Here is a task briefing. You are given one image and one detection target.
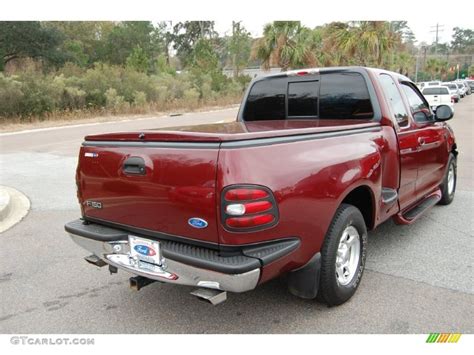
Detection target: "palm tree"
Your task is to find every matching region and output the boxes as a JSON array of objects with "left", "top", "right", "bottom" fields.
[
  {"left": 425, "top": 58, "right": 441, "bottom": 80},
  {"left": 394, "top": 52, "right": 415, "bottom": 76},
  {"left": 325, "top": 21, "right": 399, "bottom": 67},
  {"left": 252, "top": 21, "right": 319, "bottom": 71}
]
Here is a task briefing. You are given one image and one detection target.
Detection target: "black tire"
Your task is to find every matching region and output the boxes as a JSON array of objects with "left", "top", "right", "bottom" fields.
[
  {"left": 438, "top": 153, "right": 457, "bottom": 205},
  {"left": 317, "top": 203, "right": 368, "bottom": 306}
]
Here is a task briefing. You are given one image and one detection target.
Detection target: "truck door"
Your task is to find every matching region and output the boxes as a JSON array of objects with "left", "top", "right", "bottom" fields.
[
  {"left": 400, "top": 82, "right": 449, "bottom": 200},
  {"left": 378, "top": 74, "right": 419, "bottom": 210}
]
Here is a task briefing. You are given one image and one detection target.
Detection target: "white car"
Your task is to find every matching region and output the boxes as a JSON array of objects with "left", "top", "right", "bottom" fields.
[
  {"left": 421, "top": 86, "right": 455, "bottom": 113},
  {"left": 441, "top": 83, "right": 461, "bottom": 103},
  {"left": 454, "top": 82, "right": 466, "bottom": 97}
]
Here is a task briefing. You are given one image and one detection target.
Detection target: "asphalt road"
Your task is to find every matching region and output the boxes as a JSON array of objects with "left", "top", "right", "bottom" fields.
[{"left": 0, "top": 99, "right": 472, "bottom": 334}]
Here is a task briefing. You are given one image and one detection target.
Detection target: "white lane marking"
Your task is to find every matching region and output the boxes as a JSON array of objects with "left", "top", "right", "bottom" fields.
[{"left": 0, "top": 107, "right": 238, "bottom": 137}]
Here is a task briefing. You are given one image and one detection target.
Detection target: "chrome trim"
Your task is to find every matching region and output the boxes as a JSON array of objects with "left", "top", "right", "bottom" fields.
[{"left": 68, "top": 233, "right": 260, "bottom": 293}]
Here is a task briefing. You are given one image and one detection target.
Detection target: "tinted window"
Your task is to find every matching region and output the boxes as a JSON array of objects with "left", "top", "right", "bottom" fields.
[
  {"left": 243, "top": 78, "right": 286, "bottom": 121},
  {"left": 401, "top": 84, "right": 431, "bottom": 123},
  {"left": 428, "top": 81, "right": 440, "bottom": 86},
  {"left": 422, "top": 87, "right": 449, "bottom": 95},
  {"left": 288, "top": 81, "right": 319, "bottom": 117},
  {"left": 442, "top": 84, "right": 457, "bottom": 90},
  {"left": 319, "top": 72, "right": 373, "bottom": 119},
  {"left": 379, "top": 74, "right": 409, "bottom": 126}
]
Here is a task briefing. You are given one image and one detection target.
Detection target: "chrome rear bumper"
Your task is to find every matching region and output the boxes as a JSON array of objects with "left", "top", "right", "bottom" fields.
[{"left": 68, "top": 233, "right": 260, "bottom": 293}]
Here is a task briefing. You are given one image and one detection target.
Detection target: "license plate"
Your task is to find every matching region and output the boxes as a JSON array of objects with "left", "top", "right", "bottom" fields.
[{"left": 129, "top": 235, "right": 162, "bottom": 266}]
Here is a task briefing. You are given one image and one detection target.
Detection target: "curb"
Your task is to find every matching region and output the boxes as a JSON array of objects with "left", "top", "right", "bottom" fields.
[
  {"left": 0, "top": 189, "right": 12, "bottom": 221},
  {"left": 0, "top": 186, "right": 31, "bottom": 234}
]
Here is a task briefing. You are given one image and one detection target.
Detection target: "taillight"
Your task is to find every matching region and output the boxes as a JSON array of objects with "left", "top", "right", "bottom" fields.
[{"left": 221, "top": 185, "right": 279, "bottom": 231}]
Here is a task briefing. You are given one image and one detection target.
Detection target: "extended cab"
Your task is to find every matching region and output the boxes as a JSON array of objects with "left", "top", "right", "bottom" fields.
[{"left": 65, "top": 67, "right": 457, "bottom": 306}]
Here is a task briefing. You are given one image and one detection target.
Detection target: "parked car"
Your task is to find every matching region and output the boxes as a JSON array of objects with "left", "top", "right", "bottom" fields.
[
  {"left": 422, "top": 86, "right": 455, "bottom": 112},
  {"left": 442, "top": 82, "right": 461, "bottom": 103},
  {"left": 454, "top": 82, "right": 466, "bottom": 97},
  {"left": 466, "top": 80, "right": 474, "bottom": 92},
  {"left": 461, "top": 81, "right": 471, "bottom": 95},
  {"left": 66, "top": 67, "right": 457, "bottom": 306}
]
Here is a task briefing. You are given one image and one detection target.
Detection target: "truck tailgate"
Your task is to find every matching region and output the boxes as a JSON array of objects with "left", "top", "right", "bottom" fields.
[{"left": 77, "top": 139, "right": 220, "bottom": 245}]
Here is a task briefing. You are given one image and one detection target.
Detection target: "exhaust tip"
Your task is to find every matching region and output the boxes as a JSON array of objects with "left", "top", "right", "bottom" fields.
[
  {"left": 84, "top": 254, "right": 107, "bottom": 267},
  {"left": 190, "top": 288, "right": 227, "bottom": 305}
]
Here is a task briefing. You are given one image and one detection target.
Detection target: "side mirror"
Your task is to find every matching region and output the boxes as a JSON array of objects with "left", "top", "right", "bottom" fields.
[
  {"left": 412, "top": 107, "right": 433, "bottom": 122},
  {"left": 434, "top": 105, "right": 454, "bottom": 121}
]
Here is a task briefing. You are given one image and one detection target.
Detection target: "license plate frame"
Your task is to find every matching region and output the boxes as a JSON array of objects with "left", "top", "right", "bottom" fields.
[{"left": 128, "top": 235, "right": 162, "bottom": 266}]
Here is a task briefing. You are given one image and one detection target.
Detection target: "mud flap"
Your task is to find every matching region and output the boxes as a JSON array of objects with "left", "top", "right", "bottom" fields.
[{"left": 287, "top": 252, "right": 321, "bottom": 299}]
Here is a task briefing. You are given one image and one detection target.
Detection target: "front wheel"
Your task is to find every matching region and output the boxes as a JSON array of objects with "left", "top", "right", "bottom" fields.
[
  {"left": 318, "top": 204, "right": 368, "bottom": 306},
  {"left": 439, "top": 153, "right": 457, "bottom": 205}
]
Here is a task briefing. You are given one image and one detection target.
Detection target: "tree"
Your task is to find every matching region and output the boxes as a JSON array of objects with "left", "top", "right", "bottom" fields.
[
  {"left": 189, "top": 39, "right": 219, "bottom": 74},
  {"left": 425, "top": 58, "right": 441, "bottom": 80},
  {"left": 450, "top": 27, "right": 474, "bottom": 54},
  {"left": 172, "top": 21, "right": 217, "bottom": 68},
  {"left": 469, "top": 64, "right": 474, "bottom": 77},
  {"left": 0, "top": 21, "right": 64, "bottom": 70},
  {"left": 63, "top": 40, "right": 89, "bottom": 67},
  {"left": 43, "top": 21, "right": 115, "bottom": 65},
  {"left": 337, "top": 22, "right": 398, "bottom": 67},
  {"left": 252, "top": 21, "right": 317, "bottom": 71},
  {"left": 126, "top": 46, "right": 149, "bottom": 72},
  {"left": 227, "top": 21, "right": 251, "bottom": 77},
  {"left": 104, "top": 21, "right": 165, "bottom": 67}
]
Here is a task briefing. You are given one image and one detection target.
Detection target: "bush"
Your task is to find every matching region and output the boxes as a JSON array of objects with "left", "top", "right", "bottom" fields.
[
  {"left": 133, "top": 91, "right": 147, "bottom": 107},
  {"left": 0, "top": 62, "right": 248, "bottom": 119},
  {"left": 105, "top": 88, "right": 128, "bottom": 112},
  {"left": 0, "top": 74, "right": 24, "bottom": 116},
  {"left": 183, "top": 88, "right": 200, "bottom": 107}
]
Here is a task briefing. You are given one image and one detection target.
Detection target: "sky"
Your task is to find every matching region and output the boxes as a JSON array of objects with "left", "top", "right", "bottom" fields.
[{"left": 214, "top": 20, "right": 473, "bottom": 45}]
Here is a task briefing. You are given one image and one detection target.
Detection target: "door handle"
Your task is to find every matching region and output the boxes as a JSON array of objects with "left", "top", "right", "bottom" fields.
[
  {"left": 123, "top": 156, "right": 146, "bottom": 175},
  {"left": 418, "top": 137, "right": 426, "bottom": 146}
]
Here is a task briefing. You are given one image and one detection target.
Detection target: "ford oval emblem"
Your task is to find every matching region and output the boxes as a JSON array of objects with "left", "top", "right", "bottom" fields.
[
  {"left": 188, "top": 217, "right": 208, "bottom": 229},
  {"left": 134, "top": 244, "right": 156, "bottom": 256}
]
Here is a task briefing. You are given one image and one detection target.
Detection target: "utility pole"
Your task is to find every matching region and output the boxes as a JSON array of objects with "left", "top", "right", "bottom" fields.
[
  {"left": 415, "top": 53, "right": 419, "bottom": 83},
  {"left": 430, "top": 23, "right": 444, "bottom": 56}
]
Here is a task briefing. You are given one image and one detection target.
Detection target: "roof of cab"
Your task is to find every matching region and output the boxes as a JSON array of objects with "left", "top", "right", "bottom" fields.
[{"left": 254, "top": 66, "right": 412, "bottom": 83}]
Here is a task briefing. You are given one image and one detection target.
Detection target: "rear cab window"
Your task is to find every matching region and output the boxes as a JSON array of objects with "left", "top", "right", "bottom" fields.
[
  {"left": 422, "top": 87, "right": 450, "bottom": 95},
  {"left": 242, "top": 71, "right": 374, "bottom": 121}
]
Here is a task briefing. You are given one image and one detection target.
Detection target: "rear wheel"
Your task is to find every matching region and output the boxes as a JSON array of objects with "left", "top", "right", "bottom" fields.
[
  {"left": 318, "top": 204, "right": 367, "bottom": 306},
  {"left": 439, "top": 153, "right": 457, "bottom": 205}
]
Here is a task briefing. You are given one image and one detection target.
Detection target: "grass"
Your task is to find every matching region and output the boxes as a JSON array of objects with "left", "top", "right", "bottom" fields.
[{"left": 0, "top": 95, "right": 242, "bottom": 133}]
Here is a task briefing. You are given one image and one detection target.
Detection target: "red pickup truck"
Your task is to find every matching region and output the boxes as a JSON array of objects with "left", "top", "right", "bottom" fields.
[{"left": 65, "top": 67, "right": 457, "bottom": 306}]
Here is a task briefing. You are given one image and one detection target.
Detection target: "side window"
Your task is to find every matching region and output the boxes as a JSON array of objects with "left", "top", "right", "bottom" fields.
[
  {"left": 319, "top": 72, "right": 374, "bottom": 119},
  {"left": 243, "top": 77, "right": 286, "bottom": 121},
  {"left": 288, "top": 81, "right": 319, "bottom": 117},
  {"left": 379, "top": 74, "right": 409, "bottom": 127},
  {"left": 401, "top": 83, "right": 431, "bottom": 123}
]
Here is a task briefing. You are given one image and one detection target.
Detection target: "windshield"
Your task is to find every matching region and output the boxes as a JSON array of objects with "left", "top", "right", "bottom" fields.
[{"left": 442, "top": 84, "right": 457, "bottom": 90}]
